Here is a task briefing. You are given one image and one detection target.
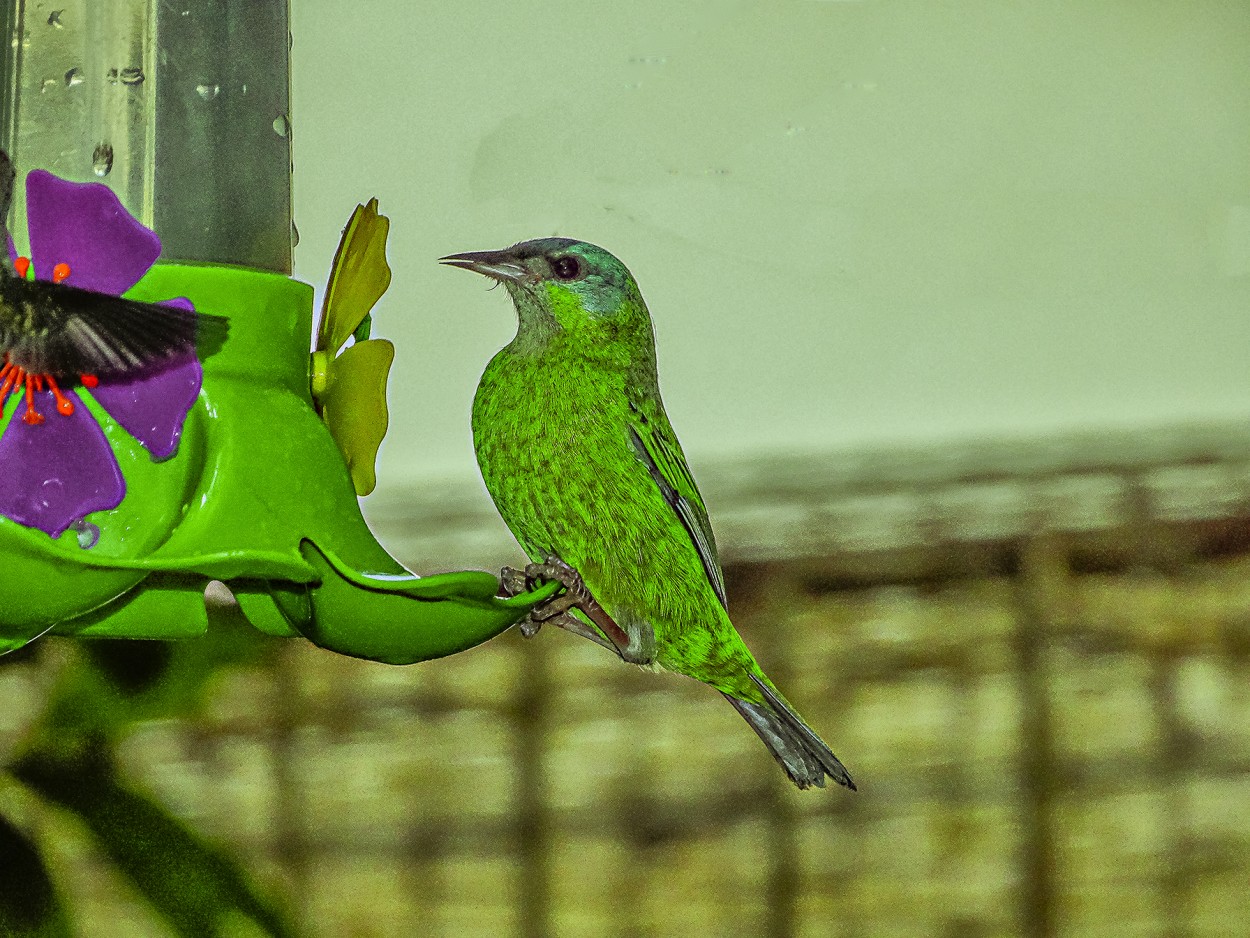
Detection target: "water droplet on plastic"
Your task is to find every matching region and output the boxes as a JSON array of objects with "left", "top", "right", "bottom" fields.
[
  {"left": 195, "top": 82, "right": 220, "bottom": 101},
  {"left": 47, "top": 10, "right": 64, "bottom": 28},
  {"left": 41, "top": 77, "right": 56, "bottom": 93},
  {"left": 291, "top": 221, "right": 300, "bottom": 248},
  {"left": 38, "top": 479, "right": 64, "bottom": 512},
  {"left": 72, "top": 519, "right": 100, "bottom": 550},
  {"left": 272, "top": 114, "right": 289, "bottom": 137},
  {"left": 120, "top": 66, "right": 145, "bottom": 86},
  {"left": 106, "top": 67, "right": 119, "bottom": 85},
  {"left": 64, "top": 67, "right": 83, "bottom": 87},
  {"left": 92, "top": 143, "right": 113, "bottom": 177}
]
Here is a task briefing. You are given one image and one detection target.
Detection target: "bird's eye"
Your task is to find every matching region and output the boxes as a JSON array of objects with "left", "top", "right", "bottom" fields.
[{"left": 551, "top": 256, "right": 582, "bottom": 281}]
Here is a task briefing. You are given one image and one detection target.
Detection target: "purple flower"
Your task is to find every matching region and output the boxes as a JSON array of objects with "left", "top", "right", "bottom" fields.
[{"left": 0, "top": 170, "right": 201, "bottom": 538}]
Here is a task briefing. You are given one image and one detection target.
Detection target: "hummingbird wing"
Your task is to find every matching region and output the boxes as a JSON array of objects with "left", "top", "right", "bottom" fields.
[
  {"left": 0, "top": 150, "right": 15, "bottom": 278},
  {"left": 625, "top": 396, "right": 728, "bottom": 610},
  {"left": 1, "top": 279, "right": 227, "bottom": 379}
]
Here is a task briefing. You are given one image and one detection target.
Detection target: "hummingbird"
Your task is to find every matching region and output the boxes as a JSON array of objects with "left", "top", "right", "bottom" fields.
[
  {"left": 443, "top": 238, "right": 854, "bottom": 790},
  {"left": 0, "top": 150, "right": 227, "bottom": 425}
]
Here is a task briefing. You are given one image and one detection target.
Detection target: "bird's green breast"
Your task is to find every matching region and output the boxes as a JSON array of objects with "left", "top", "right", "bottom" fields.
[
  {"left": 472, "top": 344, "right": 649, "bottom": 569},
  {"left": 471, "top": 340, "right": 758, "bottom": 691}
]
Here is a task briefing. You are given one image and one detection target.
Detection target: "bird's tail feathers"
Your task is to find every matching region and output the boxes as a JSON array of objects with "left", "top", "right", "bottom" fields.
[{"left": 724, "top": 674, "right": 855, "bottom": 791}]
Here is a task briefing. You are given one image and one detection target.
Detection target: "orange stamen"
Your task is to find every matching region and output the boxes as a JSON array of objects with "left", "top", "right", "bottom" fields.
[
  {"left": 0, "top": 353, "right": 80, "bottom": 423},
  {"left": 80, "top": 373, "right": 99, "bottom": 389},
  {"left": 21, "top": 373, "right": 44, "bottom": 425},
  {"left": 45, "top": 374, "right": 74, "bottom": 415},
  {"left": 51, "top": 262, "right": 70, "bottom": 284},
  {"left": 13, "top": 256, "right": 29, "bottom": 278},
  {"left": 0, "top": 364, "right": 17, "bottom": 417}
]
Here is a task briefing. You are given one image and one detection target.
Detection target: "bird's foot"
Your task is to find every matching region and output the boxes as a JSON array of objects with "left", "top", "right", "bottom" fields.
[
  {"left": 499, "top": 565, "right": 529, "bottom": 598},
  {"left": 501, "top": 555, "right": 632, "bottom": 656},
  {"left": 522, "top": 556, "right": 592, "bottom": 605},
  {"left": 498, "top": 565, "right": 545, "bottom": 637}
]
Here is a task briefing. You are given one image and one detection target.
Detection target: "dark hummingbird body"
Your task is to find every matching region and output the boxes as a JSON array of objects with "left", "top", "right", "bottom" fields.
[{"left": 0, "top": 150, "right": 226, "bottom": 398}]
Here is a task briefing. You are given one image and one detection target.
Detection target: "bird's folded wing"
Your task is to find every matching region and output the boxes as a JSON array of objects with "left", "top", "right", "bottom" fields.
[{"left": 625, "top": 397, "right": 727, "bottom": 610}]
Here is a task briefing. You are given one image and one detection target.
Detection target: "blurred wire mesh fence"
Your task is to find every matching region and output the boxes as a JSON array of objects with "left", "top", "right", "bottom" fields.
[{"left": 3, "top": 422, "right": 1250, "bottom": 937}]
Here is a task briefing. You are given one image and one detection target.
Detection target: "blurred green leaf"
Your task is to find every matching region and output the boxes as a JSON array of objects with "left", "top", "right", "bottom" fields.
[
  {"left": 2, "top": 606, "right": 295, "bottom": 936},
  {"left": 0, "top": 813, "right": 72, "bottom": 938},
  {"left": 26, "top": 604, "right": 277, "bottom": 749},
  {"left": 11, "top": 741, "right": 294, "bottom": 938}
]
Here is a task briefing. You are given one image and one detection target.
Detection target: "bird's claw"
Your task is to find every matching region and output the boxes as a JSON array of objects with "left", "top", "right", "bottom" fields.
[
  {"left": 500, "top": 555, "right": 630, "bottom": 655},
  {"left": 498, "top": 560, "right": 582, "bottom": 637},
  {"left": 518, "top": 617, "right": 543, "bottom": 638},
  {"left": 499, "top": 565, "right": 529, "bottom": 598},
  {"left": 528, "top": 591, "right": 580, "bottom": 622},
  {"left": 523, "top": 556, "right": 590, "bottom": 599},
  {"left": 499, "top": 565, "right": 545, "bottom": 637}
]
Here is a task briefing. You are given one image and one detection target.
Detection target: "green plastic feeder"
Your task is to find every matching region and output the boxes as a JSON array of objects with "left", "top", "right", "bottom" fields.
[{"left": 0, "top": 1, "right": 553, "bottom": 659}]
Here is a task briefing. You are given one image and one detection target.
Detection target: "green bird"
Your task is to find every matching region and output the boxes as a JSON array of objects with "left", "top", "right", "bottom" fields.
[{"left": 442, "top": 238, "right": 854, "bottom": 790}]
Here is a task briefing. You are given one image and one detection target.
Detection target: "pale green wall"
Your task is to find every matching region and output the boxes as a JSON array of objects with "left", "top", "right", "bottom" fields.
[{"left": 291, "top": 1, "right": 1250, "bottom": 484}]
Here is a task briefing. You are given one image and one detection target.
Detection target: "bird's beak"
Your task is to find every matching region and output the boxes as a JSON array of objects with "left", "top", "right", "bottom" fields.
[{"left": 439, "top": 249, "right": 528, "bottom": 284}]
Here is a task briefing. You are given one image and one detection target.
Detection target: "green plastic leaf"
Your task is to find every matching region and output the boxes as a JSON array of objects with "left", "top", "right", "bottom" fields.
[
  {"left": 0, "top": 814, "right": 72, "bottom": 938},
  {"left": 11, "top": 743, "right": 294, "bottom": 938},
  {"left": 318, "top": 337, "right": 394, "bottom": 496},
  {"left": 312, "top": 200, "right": 395, "bottom": 497},
  {"left": 317, "top": 199, "right": 391, "bottom": 354}
]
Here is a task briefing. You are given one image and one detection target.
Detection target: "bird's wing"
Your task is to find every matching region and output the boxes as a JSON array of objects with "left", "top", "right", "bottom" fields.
[
  {"left": 625, "top": 397, "right": 728, "bottom": 610},
  {"left": 3, "top": 281, "right": 227, "bottom": 378}
]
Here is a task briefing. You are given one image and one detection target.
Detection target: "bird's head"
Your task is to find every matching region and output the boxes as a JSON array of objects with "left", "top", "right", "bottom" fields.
[{"left": 441, "top": 238, "right": 652, "bottom": 350}]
